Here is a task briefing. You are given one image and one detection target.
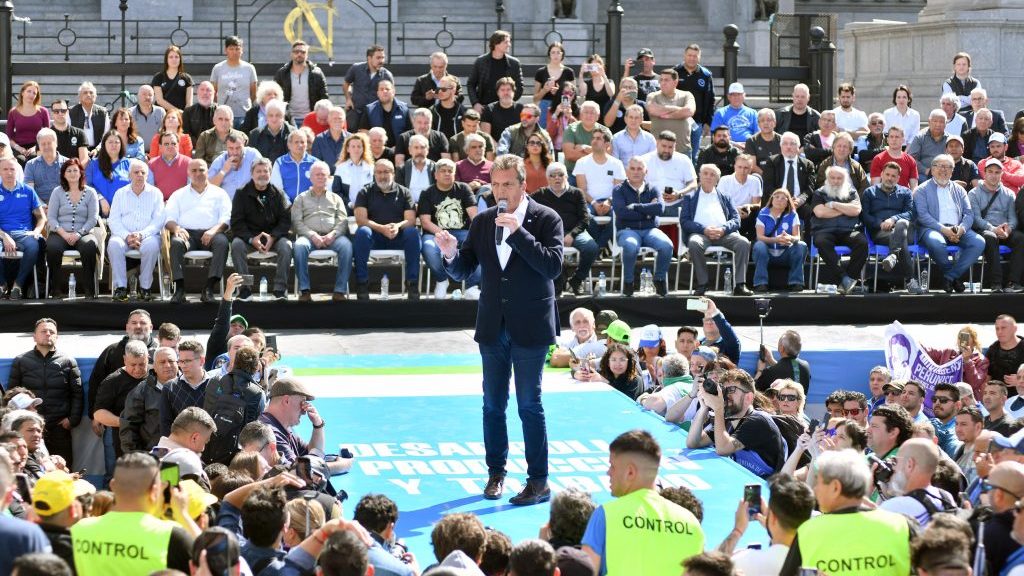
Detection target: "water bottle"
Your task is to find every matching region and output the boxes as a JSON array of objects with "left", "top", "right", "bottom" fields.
[
  {"left": 920, "top": 268, "right": 930, "bottom": 290},
  {"left": 380, "top": 274, "right": 390, "bottom": 300},
  {"left": 67, "top": 273, "right": 76, "bottom": 299},
  {"left": 640, "top": 268, "right": 651, "bottom": 296},
  {"left": 597, "top": 272, "right": 607, "bottom": 297},
  {"left": 129, "top": 273, "right": 138, "bottom": 296},
  {"left": 723, "top": 267, "right": 733, "bottom": 294},
  {"left": 259, "top": 276, "right": 268, "bottom": 300},
  {"left": 452, "top": 288, "right": 463, "bottom": 300}
]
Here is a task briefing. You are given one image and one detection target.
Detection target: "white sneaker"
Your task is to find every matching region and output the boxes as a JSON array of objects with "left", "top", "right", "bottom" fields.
[
  {"left": 464, "top": 286, "right": 481, "bottom": 300},
  {"left": 434, "top": 280, "right": 449, "bottom": 300}
]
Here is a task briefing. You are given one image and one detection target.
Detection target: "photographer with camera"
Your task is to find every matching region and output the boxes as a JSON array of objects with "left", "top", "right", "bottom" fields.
[
  {"left": 686, "top": 369, "right": 786, "bottom": 478},
  {"left": 755, "top": 329, "right": 812, "bottom": 394},
  {"left": 878, "top": 438, "right": 959, "bottom": 526}
]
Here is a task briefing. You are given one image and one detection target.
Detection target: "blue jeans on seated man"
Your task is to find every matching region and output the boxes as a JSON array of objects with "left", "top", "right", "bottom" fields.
[
  {"left": 423, "top": 230, "right": 480, "bottom": 287},
  {"left": 353, "top": 225, "right": 421, "bottom": 282},
  {"left": 567, "top": 230, "right": 600, "bottom": 282},
  {"left": 690, "top": 122, "right": 704, "bottom": 164},
  {"left": 617, "top": 227, "right": 673, "bottom": 283},
  {"left": 293, "top": 235, "right": 354, "bottom": 293},
  {"left": 1, "top": 231, "right": 42, "bottom": 290},
  {"left": 586, "top": 203, "right": 615, "bottom": 251},
  {"left": 920, "top": 228, "right": 986, "bottom": 281},
  {"left": 479, "top": 320, "right": 549, "bottom": 482},
  {"left": 753, "top": 240, "right": 807, "bottom": 287}
]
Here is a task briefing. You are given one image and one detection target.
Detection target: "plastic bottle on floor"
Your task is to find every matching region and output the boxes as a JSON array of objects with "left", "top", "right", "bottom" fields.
[
  {"left": 68, "top": 273, "right": 76, "bottom": 299},
  {"left": 381, "top": 274, "right": 390, "bottom": 300}
]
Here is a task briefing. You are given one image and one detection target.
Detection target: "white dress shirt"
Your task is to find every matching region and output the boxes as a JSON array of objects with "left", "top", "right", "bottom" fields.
[
  {"left": 694, "top": 189, "right": 727, "bottom": 228},
  {"left": 165, "top": 184, "right": 232, "bottom": 230},
  {"left": 108, "top": 184, "right": 165, "bottom": 239},
  {"left": 497, "top": 197, "right": 529, "bottom": 269},
  {"left": 935, "top": 182, "right": 960, "bottom": 226}
]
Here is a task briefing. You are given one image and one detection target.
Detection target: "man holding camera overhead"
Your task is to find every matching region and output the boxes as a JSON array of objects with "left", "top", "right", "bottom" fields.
[{"left": 685, "top": 368, "right": 786, "bottom": 478}]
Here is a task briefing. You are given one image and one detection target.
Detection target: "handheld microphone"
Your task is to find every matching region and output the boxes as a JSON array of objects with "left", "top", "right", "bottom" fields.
[{"left": 496, "top": 199, "right": 508, "bottom": 245}]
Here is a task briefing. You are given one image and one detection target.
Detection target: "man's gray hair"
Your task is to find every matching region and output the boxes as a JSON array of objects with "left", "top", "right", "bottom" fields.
[
  {"left": 568, "top": 307, "right": 594, "bottom": 325},
  {"left": 932, "top": 153, "right": 955, "bottom": 168},
  {"left": 976, "top": 108, "right": 993, "bottom": 120},
  {"left": 171, "top": 407, "right": 216, "bottom": 435},
  {"left": 700, "top": 163, "right": 722, "bottom": 177},
  {"left": 627, "top": 155, "right": 647, "bottom": 168},
  {"left": 661, "top": 353, "right": 690, "bottom": 378},
  {"left": 154, "top": 346, "right": 178, "bottom": 361},
  {"left": 215, "top": 105, "right": 234, "bottom": 119},
  {"left": 970, "top": 87, "right": 987, "bottom": 99},
  {"left": 546, "top": 162, "right": 567, "bottom": 177},
  {"left": 940, "top": 93, "right": 960, "bottom": 107},
  {"left": 781, "top": 132, "right": 800, "bottom": 147},
  {"left": 368, "top": 127, "right": 387, "bottom": 139},
  {"left": 313, "top": 99, "right": 333, "bottom": 112},
  {"left": 125, "top": 340, "right": 149, "bottom": 358},
  {"left": 869, "top": 365, "right": 891, "bottom": 380},
  {"left": 492, "top": 154, "right": 526, "bottom": 184},
  {"left": 435, "top": 158, "right": 456, "bottom": 171},
  {"left": 411, "top": 107, "right": 432, "bottom": 122},
  {"left": 36, "top": 128, "right": 57, "bottom": 143},
  {"left": 816, "top": 449, "right": 872, "bottom": 498},
  {"left": 580, "top": 101, "right": 600, "bottom": 115},
  {"left": 256, "top": 81, "right": 284, "bottom": 104},
  {"left": 79, "top": 81, "right": 97, "bottom": 94},
  {"left": 252, "top": 157, "right": 272, "bottom": 173},
  {"left": 464, "top": 133, "right": 485, "bottom": 152},
  {"left": 310, "top": 160, "right": 331, "bottom": 175},
  {"left": 265, "top": 99, "right": 287, "bottom": 116},
  {"left": 128, "top": 158, "right": 149, "bottom": 173},
  {"left": 430, "top": 51, "right": 448, "bottom": 63},
  {"left": 238, "top": 421, "right": 276, "bottom": 450},
  {"left": 409, "top": 134, "right": 429, "bottom": 149},
  {"left": 929, "top": 108, "right": 947, "bottom": 121},
  {"left": 779, "top": 330, "right": 802, "bottom": 356},
  {"left": 4, "top": 410, "right": 45, "bottom": 434}
]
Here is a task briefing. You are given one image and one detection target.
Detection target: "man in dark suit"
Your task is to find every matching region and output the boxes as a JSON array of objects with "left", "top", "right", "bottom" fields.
[
  {"left": 68, "top": 81, "right": 110, "bottom": 153},
  {"left": 437, "top": 154, "right": 563, "bottom": 506},
  {"left": 763, "top": 132, "right": 816, "bottom": 237},
  {"left": 961, "top": 88, "right": 1007, "bottom": 134}
]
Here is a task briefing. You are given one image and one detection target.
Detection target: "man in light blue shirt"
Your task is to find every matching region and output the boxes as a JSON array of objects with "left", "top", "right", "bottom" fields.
[
  {"left": 611, "top": 104, "right": 656, "bottom": 164},
  {"left": 711, "top": 83, "right": 758, "bottom": 148},
  {"left": 209, "top": 133, "right": 262, "bottom": 199}
]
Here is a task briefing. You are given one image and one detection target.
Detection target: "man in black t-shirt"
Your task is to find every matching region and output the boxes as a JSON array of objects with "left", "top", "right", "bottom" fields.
[
  {"left": 686, "top": 368, "right": 786, "bottom": 478},
  {"left": 49, "top": 100, "right": 88, "bottom": 165},
  {"left": 481, "top": 78, "right": 523, "bottom": 141},
  {"left": 418, "top": 159, "right": 479, "bottom": 299},
  {"left": 989, "top": 315, "right": 1024, "bottom": 386}
]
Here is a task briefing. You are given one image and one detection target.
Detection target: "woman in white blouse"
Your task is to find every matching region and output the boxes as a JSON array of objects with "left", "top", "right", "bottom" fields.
[
  {"left": 332, "top": 132, "right": 374, "bottom": 209},
  {"left": 883, "top": 84, "right": 921, "bottom": 147}
]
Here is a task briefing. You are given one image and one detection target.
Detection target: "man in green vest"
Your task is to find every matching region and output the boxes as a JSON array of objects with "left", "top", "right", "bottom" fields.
[
  {"left": 71, "top": 452, "right": 195, "bottom": 575},
  {"left": 780, "top": 449, "right": 916, "bottom": 576},
  {"left": 580, "top": 429, "right": 704, "bottom": 575}
]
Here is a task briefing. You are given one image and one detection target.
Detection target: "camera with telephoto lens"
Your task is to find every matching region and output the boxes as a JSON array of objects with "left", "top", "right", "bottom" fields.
[
  {"left": 868, "top": 454, "right": 896, "bottom": 483},
  {"left": 702, "top": 374, "right": 720, "bottom": 396}
]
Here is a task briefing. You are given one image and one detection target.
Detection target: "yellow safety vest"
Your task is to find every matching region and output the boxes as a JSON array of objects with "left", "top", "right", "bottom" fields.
[
  {"left": 796, "top": 508, "right": 911, "bottom": 576},
  {"left": 603, "top": 488, "right": 704, "bottom": 575},
  {"left": 71, "top": 511, "right": 177, "bottom": 575}
]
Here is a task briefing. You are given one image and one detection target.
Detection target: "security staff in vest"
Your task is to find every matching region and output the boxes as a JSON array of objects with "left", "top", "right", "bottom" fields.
[
  {"left": 580, "top": 429, "right": 704, "bottom": 575},
  {"left": 71, "top": 452, "right": 195, "bottom": 575},
  {"left": 780, "top": 449, "right": 915, "bottom": 576}
]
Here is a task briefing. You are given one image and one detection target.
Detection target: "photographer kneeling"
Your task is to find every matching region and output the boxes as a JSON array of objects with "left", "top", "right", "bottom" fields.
[{"left": 685, "top": 369, "right": 786, "bottom": 478}]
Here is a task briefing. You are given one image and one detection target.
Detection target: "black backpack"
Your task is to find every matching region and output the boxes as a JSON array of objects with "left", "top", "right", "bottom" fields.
[{"left": 202, "top": 372, "right": 259, "bottom": 465}]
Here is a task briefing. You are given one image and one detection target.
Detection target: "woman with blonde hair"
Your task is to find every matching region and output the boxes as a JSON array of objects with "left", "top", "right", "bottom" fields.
[{"left": 922, "top": 325, "right": 989, "bottom": 399}]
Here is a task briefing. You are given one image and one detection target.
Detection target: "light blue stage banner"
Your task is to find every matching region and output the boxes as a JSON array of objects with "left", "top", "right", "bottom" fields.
[{"left": 308, "top": 389, "right": 769, "bottom": 565}]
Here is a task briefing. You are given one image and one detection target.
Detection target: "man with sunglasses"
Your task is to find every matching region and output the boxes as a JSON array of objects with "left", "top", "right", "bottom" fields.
[
  {"left": 879, "top": 438, "right": 958, "bottom": 527},
  {"left": 754, "top": 330, "right": 811, "bottom": 393},
  {"left": 929, "top": 383, "right": 963, "bottom": 458},
  {"left": 842, "top": 392, "right": 869, "bottom": 427},
  {"left": 429, "top": 75, "right": 466, "bottom": 140},
  {"left": 686, "top": 369, "right": 786, "bottom": 478},
  {"left": 496, "top": 103, "right": 552, "bottom": 158},
  {"left": 975, "top": 461, "right": 1024, "bottom": 574},
  {"left": 48, "top": 100, "right": 88, "bottom": 166}
]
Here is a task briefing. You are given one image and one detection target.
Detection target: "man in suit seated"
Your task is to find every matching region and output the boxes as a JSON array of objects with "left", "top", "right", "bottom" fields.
[
  {"left": 914, "top": 154, "right": 986, "bottom": 294},
  {"left": 762, "top": 132, "right": 815, "bottom": 238},
  {"left": 436, "top": 154, "right": 563, "bottom": 507}
]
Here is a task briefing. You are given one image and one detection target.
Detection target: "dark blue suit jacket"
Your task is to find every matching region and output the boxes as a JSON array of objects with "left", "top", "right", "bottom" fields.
[
  {"left": 679, "top": 189, "right": 742, "bottom": 237},
  {"left": 444, "top": 197, "right": 564, "bottom": 347}
]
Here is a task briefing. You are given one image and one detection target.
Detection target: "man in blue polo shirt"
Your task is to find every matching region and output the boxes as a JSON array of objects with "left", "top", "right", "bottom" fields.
[
  {"left": 711, "top": 83, "right": 758, "bottom": 150},
  {"left": 0, "top": 157, "right": 46, "bottom": 299}
]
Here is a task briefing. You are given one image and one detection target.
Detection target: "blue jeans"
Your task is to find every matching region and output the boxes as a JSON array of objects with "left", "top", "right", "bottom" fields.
[
  {"left": 538, "top": 99, "right": 551, "bottom": 129},
  {"left": 586, "top": 203, "right": 614, "bottom": 250},
  {"left": 1, "top": 231, "right": 42, "bottom": 290},
  {"left": 479, "top": 321, "right": 549, "bottom": 481},
  {"left": 293, "top": 235, "right": 354, "bottom": 293},
  {"left": 353, "top": 226, "right": 421, "bottom": 282},
  {"left": 690, "top": 122, "right": 704, "bottom": 164},
  {"left": 753, "top": 240, "right": 807, "bottom": 286},
  {"left": 920, "top": 228, "right": 986, "bottom": 281},
  {"left": 569, "top": 230, "right": 600, "bottom": 282},
  {"left": 423, "top": 230, "right": 479, "bottom": 287},
  {"left": 617, "top": 227, "right": 673, "bottom": 283}
]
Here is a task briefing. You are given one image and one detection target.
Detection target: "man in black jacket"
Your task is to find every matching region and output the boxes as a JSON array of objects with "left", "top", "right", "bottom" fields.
[
  {"left": 92, "top": 340, "right": 151, "bottom": 461},
  {"left": 229, "top": 158, "right": 293, "bottom": 300},
  {"left": 532, "top": 162, "right": 596, "bottom": 296},
  {"left": 466, "top": 30, "right": 524, "bottom": 113},
  {"left": 763, "top": 132, "right": 816, "bottom": 237},
  {"left": 8, "top": 318, "right": 83, "bottom": 465},
  {"left": 272, "top": 40, "right": 329, "bottom": 125},
  {"left": 754, "top": 329, "right": 812, "bottom": 393}
]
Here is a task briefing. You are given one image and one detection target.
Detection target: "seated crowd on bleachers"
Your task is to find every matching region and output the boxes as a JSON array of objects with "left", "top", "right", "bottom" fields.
[{"left": 4, "top": 37, "right": 1023, "bottom": 302}]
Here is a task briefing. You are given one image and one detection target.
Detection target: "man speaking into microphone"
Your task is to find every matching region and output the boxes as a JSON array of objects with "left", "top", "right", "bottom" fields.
[{"left": 437, "top": 154, "right": 564, "bottom": 505}]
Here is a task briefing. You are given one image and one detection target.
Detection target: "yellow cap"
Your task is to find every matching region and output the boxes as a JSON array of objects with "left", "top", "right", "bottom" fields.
[{"left": 33, "top": 471, "right": 94, "bottom": 516}]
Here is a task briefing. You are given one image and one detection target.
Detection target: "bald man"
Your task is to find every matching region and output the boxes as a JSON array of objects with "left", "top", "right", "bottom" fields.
[
  {"left": 879, "top": 438, "right": 957, "bottom": 526},
  {"left": 980, "top": 461, "right": 1024, "bottom": 573}
]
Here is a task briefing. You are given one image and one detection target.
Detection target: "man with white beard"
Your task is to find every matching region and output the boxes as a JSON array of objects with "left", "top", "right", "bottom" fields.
[
  {"left": 810, "top": 165, "right": 869, "bottom": 293},
  {"left": 879, "top": 438, "right": 957, "bottom": 527}
]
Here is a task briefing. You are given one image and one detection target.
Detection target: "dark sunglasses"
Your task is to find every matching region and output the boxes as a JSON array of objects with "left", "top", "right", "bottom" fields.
[
  {"left": 933, "top": 396, "right": 955, "bottom": 405},
  {"left": 723, "top": 386, "right": 743, "bottom": 395},
  {"left": 843, "top": 408, "right": 862, "bottom": 416},
  {"left": 51, "top": 108, "right": 69, "bottom": 114},
  {"left": 777, "top": 394, "right": 799, "bottom": 402}
]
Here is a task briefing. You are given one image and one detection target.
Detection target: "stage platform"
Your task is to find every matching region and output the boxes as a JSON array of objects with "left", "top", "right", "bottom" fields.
[{"left": 0, "top": 290, "right": 1016, "bottom": 331}]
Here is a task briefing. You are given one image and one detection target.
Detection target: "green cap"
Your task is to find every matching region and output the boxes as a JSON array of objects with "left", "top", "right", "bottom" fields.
[{"left": 601, "top": 319, "right": 631, "bottom": 344}]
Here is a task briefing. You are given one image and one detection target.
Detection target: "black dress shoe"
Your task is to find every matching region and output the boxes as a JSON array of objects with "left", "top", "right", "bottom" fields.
[
  {"left": 788, "top": 284, "right": 805, "bottom": 292},
  {"left": 201, "top": 286, "right": 215, "bottom": 302},
  {"left": 356, "top": 282, "right": 369, "bottom": 300},
  {"left": 483, "top": 475, "right": 505, "bottom": 500},
  {"left": 943, "top": 279, "right": 954, "bottom": 294},
  {"left": 693, "top": 284, "right": 708, "bottom": 296},
  {"left": 406, "top": 281, "right": 420, "bottom": 301},
  {"left": 733, "top": 284, "right": 754, "bottom": 296},
  {"left": 753, "top": 284, "right": 769, "bottom": 294},
  {"left": 622, "top": 281, "right": 635, "bottom": 297},
  {"left": 139, "top": 288, "right": 153, "bottom": 302},
  {"left": 568, "top": 277, "right": 585, "bottom": 296},
  {"left": 953, "top": 279, "right": 966, "bottom": 293},
  {"left": 655, "top": 279, "right": 669, "bottom": 297},
  {"left": 171, "top": 287, "right": 186, "bottom": 303},
  {"left": 509, "top": 481, "right": 551, "bottom": 506}
]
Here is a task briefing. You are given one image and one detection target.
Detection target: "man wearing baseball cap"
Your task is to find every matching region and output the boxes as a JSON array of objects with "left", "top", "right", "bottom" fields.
[
  {"left": 601, "top": 319, "right": 631, "bottom": 346},
  {"left": 258, "top": 378, "right": 352, "bottom": 476},
  {"left": 34, "top": 470, "right": 95, "bottom": 570},
  {"left": 710, "top": 83, "right": 757, "bottom": 148},
  {"left": 624, "top": 48, "right": 658, "bottom": 103},
  {"left": 980, "top": 131, "right": 1024, "bottom": 193},
  {"left": 968, "top": 156, "right": 1024, "bottom": 292},
  {"left": 945, "top": 133, "right": 980, "bottom": 190}
]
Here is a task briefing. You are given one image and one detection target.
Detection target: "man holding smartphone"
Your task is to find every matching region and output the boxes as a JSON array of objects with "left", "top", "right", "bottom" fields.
[{"left": 642, "top": 130, "right": 697, "bottom": 218}]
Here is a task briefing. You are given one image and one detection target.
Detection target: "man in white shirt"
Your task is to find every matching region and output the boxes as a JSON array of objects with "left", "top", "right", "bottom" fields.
[
  {"left": 573, "top": 126, "right": 625, "bottom": 250},
  {"left": 642, "top": 130, "right": 697, "bottom": 217},
  {"left": 832, "top": 82, "right": 869, "bottom": 138},
  {"left": 107, "top": 160, "right": 165, "bottom": 302},
  {"left": 165, "top": 159, "right": 232, "bottom": 303},
  {"left": 716, "top": 154, "right": 762, "bottom": 239},
  {"left": 718, "top": 474, "right": 815, "bottom": 576}
]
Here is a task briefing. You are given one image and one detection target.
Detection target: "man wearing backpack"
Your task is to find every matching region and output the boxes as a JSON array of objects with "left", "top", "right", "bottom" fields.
[
  {"left": 879, "top": 438, "right": 959, "bottom": 526},
  {"left": 686, "top": 368, "right": 787, "bottom": 478},
  {"left": 202, "top": 346, "right": 266, "bottom": 465}
]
